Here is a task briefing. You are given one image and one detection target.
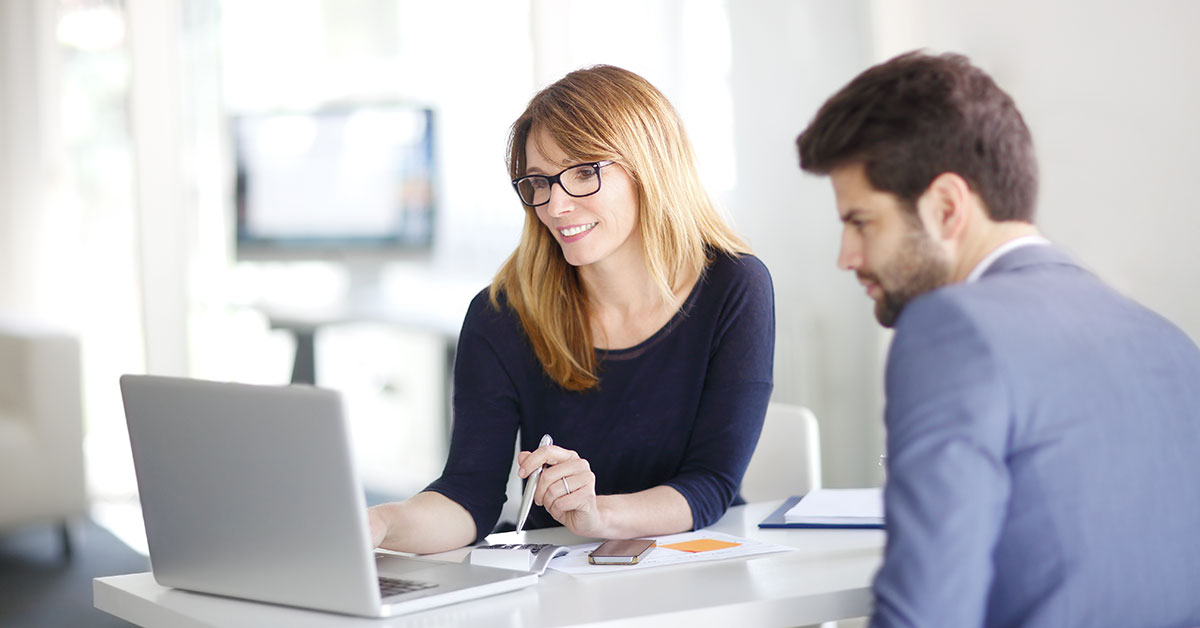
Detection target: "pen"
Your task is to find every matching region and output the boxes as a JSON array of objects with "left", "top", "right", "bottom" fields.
[{"left": 515, "top": 434, "right": 553, "bottom": 533}]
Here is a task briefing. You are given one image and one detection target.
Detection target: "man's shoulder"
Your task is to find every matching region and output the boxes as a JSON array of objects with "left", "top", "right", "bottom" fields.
[
  {"left": 896, "top": 245, "right": 1091, "bottom": 333},
  {"left": 885, "top": 260, "right": 1075, "bottom": 374},
  {"left": 893, "top": 245, "right": 1200, "bottom": 374}
]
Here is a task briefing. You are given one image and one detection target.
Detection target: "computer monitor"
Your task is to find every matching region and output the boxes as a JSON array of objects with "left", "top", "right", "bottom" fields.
[{"left": 232, "top": 104, "right": 436, "bottom": 262}]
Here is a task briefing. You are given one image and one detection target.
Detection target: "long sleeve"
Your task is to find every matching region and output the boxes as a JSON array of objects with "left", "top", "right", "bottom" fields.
[
  {"left": 663, "top": 255, "right": 775, "bottom": 529},
  {"left": 424, "top": 253, "right": 777, "bottom": 541},
  {"left": 870, "top": 293, "right": 1010, "bottom": 628},
  {"left": 424, "top": 291, "right": 524, "bottom": 544}
]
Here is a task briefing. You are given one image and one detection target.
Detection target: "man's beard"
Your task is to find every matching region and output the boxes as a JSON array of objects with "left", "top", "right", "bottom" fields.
[{"left": 862, "top": 226, "right": 952, "bottom": 328}]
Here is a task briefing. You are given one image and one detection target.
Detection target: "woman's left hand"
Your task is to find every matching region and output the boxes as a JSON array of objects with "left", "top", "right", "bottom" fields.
[{"left": 516, "top": 443, "right": 606, "bottom": 538}]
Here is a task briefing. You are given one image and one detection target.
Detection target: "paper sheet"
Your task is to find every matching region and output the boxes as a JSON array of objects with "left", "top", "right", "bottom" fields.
[
  {"left": 546, "top": 530, "right": 793, "bottom": 575},
  {"left": 783, "top": 488, "right": 884, "bottom": 524}
]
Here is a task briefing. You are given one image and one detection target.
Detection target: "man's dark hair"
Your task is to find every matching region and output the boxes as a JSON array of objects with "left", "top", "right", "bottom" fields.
[{"left": 797, "top": 50, "right": 1038, "bottom": 222}]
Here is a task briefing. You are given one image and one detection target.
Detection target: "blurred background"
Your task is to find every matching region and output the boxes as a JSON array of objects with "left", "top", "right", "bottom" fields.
[{"left": 2, "top": 0, "right": 1198, "bottom": 557}]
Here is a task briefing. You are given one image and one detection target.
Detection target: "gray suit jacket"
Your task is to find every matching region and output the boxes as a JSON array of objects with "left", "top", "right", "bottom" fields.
[{"left": 870, "top": 245, "right": 1200, "bottom": 628}]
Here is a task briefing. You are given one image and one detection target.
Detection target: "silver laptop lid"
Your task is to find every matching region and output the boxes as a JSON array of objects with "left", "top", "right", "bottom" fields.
[{"left": 120, "top": 375, "right": 383, "bottom": 616}]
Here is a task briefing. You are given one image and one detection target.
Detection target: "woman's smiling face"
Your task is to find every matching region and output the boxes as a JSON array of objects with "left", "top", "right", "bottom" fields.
[{"left": 525, "top": 128, "right": 641, "bottom": 270}]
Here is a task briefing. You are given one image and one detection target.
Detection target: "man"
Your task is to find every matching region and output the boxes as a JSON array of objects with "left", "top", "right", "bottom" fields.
[{"left": 796, "top": 51, "right": 1200, "bottom": 627}]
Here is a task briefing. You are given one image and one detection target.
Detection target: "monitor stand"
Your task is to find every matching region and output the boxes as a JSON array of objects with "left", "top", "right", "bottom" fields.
[
  {"left": 342, "top": 259, "right": 389, "bottom": 316},
  {"left": 269, "top": 260, "right": 385, "bottom": 386}
]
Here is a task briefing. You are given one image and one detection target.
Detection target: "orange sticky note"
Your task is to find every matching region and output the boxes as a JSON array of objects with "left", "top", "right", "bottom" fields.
[{"left": 660, "top": 538, "right": 741, "bottom": 553}]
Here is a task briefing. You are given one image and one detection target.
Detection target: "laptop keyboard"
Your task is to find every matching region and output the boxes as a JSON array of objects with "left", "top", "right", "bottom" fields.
[{"left": 379, "top": 576, "right": 438, "bottom": 598}]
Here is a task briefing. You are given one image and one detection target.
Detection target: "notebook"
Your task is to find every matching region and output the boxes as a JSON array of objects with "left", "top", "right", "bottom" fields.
[
  {"left": 758, "top": 489, "right": 885, "bottom": 529},
  {"left": 783, "top": 488, "right": 883, "bottom": 525},
  {"left": 119, "top": 374, "right": 538, "bottom": 618}
]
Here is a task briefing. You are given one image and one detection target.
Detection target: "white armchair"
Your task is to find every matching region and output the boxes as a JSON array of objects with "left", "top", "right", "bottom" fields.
[{"left": 0, "top": 315, "right": 87, "bottom": 557}]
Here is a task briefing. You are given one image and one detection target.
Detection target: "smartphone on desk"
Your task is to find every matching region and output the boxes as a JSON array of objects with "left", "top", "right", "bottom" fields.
[{"left": 588, "top": 539, "right": 656, "bottom": 565}]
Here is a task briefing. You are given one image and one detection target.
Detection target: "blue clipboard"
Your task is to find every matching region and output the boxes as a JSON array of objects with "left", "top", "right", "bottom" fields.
[{"left": 758, "top": 495, "right": 885, "bottom": 529}]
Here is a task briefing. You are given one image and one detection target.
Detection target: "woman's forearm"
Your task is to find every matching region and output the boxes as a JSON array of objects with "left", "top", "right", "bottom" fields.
[
  {"left": 595, "top": 485, "right": 693, "bottom": 540},
  {"left": 368, "top": 491, "right": 477, "bottom": 554}
]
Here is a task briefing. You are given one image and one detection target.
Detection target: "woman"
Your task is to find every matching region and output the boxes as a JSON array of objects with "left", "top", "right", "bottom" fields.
[{"left": 369, "top": 65, "right": 774, "bottom": 553}]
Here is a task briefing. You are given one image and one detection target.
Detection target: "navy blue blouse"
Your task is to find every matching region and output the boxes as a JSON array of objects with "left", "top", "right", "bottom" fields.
[{"left": 425, "top": 252, "right": 775, "bottom": 543}]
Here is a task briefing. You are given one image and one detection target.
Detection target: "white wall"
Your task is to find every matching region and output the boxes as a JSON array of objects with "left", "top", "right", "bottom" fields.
[
  {"left": 128, "top": 0, "right": 189, "bottom": 377},
  {"left": 725, "top": 0, "right": 887, "bottom": 488},
  {"left": 725, "top": 0, "right": 1200, "bottom": 486},
  {"left": 0, "top": 1, "right": 67, "bottom": 319},
  {"left": 876, "top": 0, "right": 1200, "bottom": 342},
  {"left": 3, "top": 0, "right": 1197, "bottom": 493}
]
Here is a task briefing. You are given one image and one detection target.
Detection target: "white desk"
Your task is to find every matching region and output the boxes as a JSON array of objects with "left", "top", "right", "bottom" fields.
[
  {"left": 94, "top": 500, "right": 883, "bottom": 627},
  {"left": 257, "top": 271, "right": 484, "bottom": 440},
  {"left": 259, "top": 271, "right": 480, "bottom": 385}
]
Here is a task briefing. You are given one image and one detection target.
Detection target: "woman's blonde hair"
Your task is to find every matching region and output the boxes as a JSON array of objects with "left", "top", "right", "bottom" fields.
[{"left": 490, "top": 64, "right": 748, "bottom": 391}]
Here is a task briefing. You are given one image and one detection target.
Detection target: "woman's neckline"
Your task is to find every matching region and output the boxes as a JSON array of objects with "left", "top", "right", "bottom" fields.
[{"left": 594, "top": 267, "right": 706, "bottom": 358}]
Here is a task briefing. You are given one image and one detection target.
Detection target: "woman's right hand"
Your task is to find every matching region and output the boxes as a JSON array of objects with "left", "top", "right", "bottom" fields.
[
  {"left": 367, "top": 505, "right": 388, "bottom": 548},
  {"left": 366, "top": 492, "right": 477, "bottom": 554},
  {"left": 517, "top": 443, "right": 605, "bottom": 537}
]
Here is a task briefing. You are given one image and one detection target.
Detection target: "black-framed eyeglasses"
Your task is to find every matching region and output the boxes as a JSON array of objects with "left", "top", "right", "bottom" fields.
[{"left": 511, "top": 160, "right": 615, "bottom": 207}]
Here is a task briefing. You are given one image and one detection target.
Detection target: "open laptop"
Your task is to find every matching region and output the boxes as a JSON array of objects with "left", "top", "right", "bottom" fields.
[{"left": 119, "top": 374, "right": 538, "bottom": 618}]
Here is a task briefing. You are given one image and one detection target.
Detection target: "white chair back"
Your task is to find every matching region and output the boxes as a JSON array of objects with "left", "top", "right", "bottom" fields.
[{"left": 741, "top": 402, "right": 822, "bottom": 502}]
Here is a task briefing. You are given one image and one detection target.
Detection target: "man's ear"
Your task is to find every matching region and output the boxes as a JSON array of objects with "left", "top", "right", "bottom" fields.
[{"left": 916, "top": 172, "right": 974, "bottom": 243}]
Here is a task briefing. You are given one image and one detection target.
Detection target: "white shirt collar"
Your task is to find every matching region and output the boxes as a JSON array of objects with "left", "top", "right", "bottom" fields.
[{"left": 966, "top": 235, "right": 1051, "bottom": 283}]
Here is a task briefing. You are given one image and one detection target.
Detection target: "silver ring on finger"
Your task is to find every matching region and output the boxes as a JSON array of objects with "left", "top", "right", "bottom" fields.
[{"left": 562, "top": 476, "right": 571, "bottom": 494}]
